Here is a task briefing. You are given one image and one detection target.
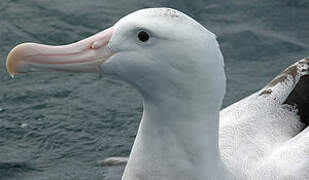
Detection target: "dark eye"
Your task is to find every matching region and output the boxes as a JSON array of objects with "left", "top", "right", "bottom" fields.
[{"left": 137, "top": 31, "right": 150, "bottom": 42}]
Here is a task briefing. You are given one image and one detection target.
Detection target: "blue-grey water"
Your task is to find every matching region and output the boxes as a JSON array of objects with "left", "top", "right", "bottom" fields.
[{"left": 0, "top": 0, "right": 308, "bottom": 179}]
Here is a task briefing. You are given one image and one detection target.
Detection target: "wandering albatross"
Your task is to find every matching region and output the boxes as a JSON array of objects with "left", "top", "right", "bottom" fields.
[{"left": 5, "top": 7, "right": 309, "bottom": 180}]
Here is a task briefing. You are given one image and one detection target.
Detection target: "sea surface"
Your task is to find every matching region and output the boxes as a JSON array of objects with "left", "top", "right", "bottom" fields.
[{"left": 0, "top": 0, "right": 308, "bottom": 179}]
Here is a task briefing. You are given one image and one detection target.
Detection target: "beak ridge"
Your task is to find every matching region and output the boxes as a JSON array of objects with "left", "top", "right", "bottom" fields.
[{"left": 6, "top": 27, "right": 114, "bottom": 77}]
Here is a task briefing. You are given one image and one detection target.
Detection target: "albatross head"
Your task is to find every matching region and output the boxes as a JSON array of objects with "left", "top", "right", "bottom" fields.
[
  {"left": 6, "top": 8, "right": 229, "bottom": 180},
  {"left": 6, "top": 8, "right": 225, "bottom": 106}
]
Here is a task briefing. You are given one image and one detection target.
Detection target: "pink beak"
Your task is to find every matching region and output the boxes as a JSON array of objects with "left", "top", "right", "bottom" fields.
[{"left": 6, "top": 27, "right": 114, "bottom": 77}]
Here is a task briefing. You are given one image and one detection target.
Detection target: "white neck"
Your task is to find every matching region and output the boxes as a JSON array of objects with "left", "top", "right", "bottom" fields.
[
  {"left": 122, "top": 91, "right": 230, "bottom": 180},
  {"left": 120, "top": 37, "right": 229, "bottom": 179}
]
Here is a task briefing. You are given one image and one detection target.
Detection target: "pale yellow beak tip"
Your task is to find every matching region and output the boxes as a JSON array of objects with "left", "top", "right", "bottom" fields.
[
  {"left": 5, "top": 27, "right": 114, "bottom": 76},
  {"left": 6, "top": 49, "right": 17, "bottom": 78},
  {"left": 6, "top": 44, "right": 26, "bottom": 78}
]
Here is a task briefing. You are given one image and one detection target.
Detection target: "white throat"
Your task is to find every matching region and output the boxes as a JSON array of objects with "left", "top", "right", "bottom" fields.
[{"left": 121, "top": 76, "right": 230, "bottom": 180}]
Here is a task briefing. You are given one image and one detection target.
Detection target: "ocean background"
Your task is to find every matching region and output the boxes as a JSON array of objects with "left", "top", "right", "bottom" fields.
[{"left": 0, "top": 0, "right": 308, "bottom": 179}]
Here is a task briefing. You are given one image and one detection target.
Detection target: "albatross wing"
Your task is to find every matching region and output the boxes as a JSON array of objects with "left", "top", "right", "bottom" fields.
[{"left": 220, "top": 57, "right": 309, "bottom": 179}]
